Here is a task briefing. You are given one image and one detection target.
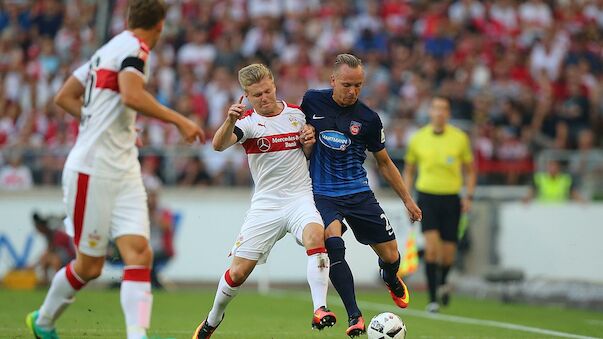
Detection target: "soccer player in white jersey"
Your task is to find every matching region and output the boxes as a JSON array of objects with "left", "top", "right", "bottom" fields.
[
  {"left": 192, "top": 64, "right": 336, "bottom": 338},
  {"left": 26, "top": 1, "right": 204, "bottom": 339}
]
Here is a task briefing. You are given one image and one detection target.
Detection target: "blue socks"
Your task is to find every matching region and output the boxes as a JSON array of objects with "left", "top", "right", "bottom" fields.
[{"left": 325, "top": 237, "right": 361, "bottom": 318}]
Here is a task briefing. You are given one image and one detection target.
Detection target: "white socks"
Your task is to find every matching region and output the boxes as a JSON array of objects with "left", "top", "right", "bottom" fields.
[
  {"left": 37, "top": 262, "right": 85, "bottom": 329},
  {"left": 207, "top": 269, "right": 241, "bottom": 327},
  {"left": 121, "top": 266, "right": 153, "bottom": 339},
  {"left": 306, "top": 248, "right": 330, "bottom": 311}
]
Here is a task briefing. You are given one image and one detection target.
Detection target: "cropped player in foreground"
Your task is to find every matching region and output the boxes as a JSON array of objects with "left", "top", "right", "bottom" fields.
[
  {"left": 301, "top": 54, "right": 422, "bottom": 337},
  {"left": 192, "top": 64, "right": 335, "bottom": 339},
  {"left": 26, "top": 1, "right": 204, "bottom": 339}
]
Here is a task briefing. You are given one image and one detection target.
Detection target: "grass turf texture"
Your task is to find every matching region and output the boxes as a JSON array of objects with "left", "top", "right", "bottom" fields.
[{"left": 1, "top": 288, "right": 601, "bottom": 338}]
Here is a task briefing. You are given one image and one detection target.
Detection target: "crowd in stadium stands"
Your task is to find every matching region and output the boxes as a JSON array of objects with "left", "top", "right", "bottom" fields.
[{"left": 1, "top": 0, "right": 602, "bottom": 189}]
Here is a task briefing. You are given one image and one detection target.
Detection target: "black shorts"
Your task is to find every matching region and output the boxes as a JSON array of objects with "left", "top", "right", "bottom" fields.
[
  {"left": 417, "top": 191, "right": 461, "bottom": 243},
  {"left": 314, "top": 191, "right": 395, "bottom": 245}
]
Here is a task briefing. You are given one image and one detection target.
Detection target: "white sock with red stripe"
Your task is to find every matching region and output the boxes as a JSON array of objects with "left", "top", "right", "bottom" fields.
[
  {"left": 120, "top": 266, "right": 153, "bottom": 339},
  {"left": 36, "top": 261, "right": 86, "bottom": 330},
  {"left": 306, "top": 247, "right": 330, "bottom": 311},
  {"left": 207, "top": 269, "right": 241, "bottom": 327}
]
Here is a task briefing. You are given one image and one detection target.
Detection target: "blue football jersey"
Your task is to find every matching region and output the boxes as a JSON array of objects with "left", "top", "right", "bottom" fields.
[{"left": 300, "top": 89, "right": 385, "bottom": 197}]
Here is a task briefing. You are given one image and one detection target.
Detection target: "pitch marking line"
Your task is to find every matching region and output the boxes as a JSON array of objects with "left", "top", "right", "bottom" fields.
[{"left": 269, "top": 291, "right": 599, "bottom": 339}]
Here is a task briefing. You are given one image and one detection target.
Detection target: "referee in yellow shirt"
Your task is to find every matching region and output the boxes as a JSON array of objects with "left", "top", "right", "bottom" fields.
[{"left": 403, "top": 96, "right": 476, "bottom": 313}]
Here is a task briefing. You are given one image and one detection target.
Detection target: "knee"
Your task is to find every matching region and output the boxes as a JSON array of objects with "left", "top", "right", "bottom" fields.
[
  {"left": 228, "top": 267, "right": 249, "bottom": 285},
  {"left": 122, "top": 245, "right": 153, "bottom": 267},
  {"left": 325, "top": 237, "right": 345, "bottom": 259},
  {"left": 74, "top": 260, "right": 104, "bottom": 281},
  {"left": 304, "top": 227, "right": 325, "bottom": 249},
  {"left": 424, "top": 247, "right": 438, "bottom": 262}
]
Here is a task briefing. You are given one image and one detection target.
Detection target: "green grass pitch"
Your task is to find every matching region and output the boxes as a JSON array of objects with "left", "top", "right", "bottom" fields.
[{"left": 1, "top": 288, "right": 602, "bottom": 338}]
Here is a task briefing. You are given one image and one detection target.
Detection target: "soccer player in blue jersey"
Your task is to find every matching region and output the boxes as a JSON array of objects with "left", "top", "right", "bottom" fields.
[{"left": 301, "top": 54, "right": 422, "bottom": 337}]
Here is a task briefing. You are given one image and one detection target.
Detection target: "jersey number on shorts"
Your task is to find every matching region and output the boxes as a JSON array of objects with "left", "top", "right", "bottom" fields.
[{"left": 380, "top": 213, "right": 393, "bottom": 236}]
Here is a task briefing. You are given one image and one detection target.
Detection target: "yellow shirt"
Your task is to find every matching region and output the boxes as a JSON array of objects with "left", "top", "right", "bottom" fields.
[{"left": 405, "top": 124, "right": 473, "bottom": 195}]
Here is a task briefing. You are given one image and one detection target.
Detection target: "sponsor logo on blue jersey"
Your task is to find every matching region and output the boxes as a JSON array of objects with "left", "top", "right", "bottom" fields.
[{"left": 319, "top": 130, "right": 351, "bottom": 151}]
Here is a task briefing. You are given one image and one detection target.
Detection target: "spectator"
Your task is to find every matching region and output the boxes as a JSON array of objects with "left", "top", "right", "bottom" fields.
[
  {"left": 31, "top": 212, "right": 75, "bottom": 284},
  {"left": 523, "top": 159, "right": 584, "bottom": 203},
  {"left": 0, "top": 149, "right": 32, "bottom": 190}
]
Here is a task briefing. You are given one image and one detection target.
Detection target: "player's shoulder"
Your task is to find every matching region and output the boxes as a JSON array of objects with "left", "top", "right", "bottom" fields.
[
  {"left": 239, "top": 109, "right": 254, "bottom": 120},
  {"left": 303, "top": 88, "right": 332, "bottom": 101},
  {"left": 355, "top": 100, "right": 381, "bottom": 123},
  {"left": 101, "top": 31, "right": 148, "bottom": 57},
  {"left": 447, "top": 124, "right": 469, "bottom": 138}
]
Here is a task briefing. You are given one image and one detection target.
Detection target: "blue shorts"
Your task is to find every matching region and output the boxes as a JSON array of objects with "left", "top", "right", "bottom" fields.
[{"left": 314, "top": 191, "right": 396, "bottom": 245}]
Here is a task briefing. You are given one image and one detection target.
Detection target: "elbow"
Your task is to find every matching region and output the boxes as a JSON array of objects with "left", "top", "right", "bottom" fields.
[
  {"left": 212, "top": 139, "right": 225, "bottom": 152},
  {"left": 53, "top": 93, "right": 66, "bottom": 110}
]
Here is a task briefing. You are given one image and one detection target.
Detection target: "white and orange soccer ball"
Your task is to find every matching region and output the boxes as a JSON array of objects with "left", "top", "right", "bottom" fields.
[{"left": 367, "top": 312, "right": 407, "bottom": 339}]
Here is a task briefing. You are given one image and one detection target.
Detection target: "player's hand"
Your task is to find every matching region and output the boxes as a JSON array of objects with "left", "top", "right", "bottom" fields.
[
  {"left": 178, "top": 118, "right": 205, "bottom": 144},
  {"left": 227, "top": 96, "right": 246, "bottom": 123},
  {"left": 405, "top": 200, "right": 422, "bottom": 223},
  {"left": 461, "top": 197, "right": 472, "bottom": 213},
  {"left": 300, "top": 124, "right": 315, "bottom": 147}
]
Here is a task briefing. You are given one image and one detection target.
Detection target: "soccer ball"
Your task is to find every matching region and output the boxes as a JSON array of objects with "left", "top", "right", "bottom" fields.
[{"left": 367, "top": 312, "right": 407, "bottom": 339}]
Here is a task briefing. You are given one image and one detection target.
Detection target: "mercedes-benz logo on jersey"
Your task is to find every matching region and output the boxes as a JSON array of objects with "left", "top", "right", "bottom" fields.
[{"left": 257, "top": 137, "right": 271, "bottom": 152}]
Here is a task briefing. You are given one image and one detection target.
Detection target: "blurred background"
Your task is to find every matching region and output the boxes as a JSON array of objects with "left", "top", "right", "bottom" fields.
[{"left": 1, "top": 0, "right": 603, "bottom": 312}]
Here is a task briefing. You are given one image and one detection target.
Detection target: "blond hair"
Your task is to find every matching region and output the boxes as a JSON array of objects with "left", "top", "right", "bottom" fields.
[
  {"left": 334, "top": 53, "right": 362, "bottom": 71},
  {"left": 238, "top": 64, "right": 274, "bottom": 89}
]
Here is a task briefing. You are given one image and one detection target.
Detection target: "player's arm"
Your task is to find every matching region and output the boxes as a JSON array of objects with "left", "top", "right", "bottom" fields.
[
  {"left": 462, "top": 162, "right": 477, "bottom": 212},
  {"left": 373, "top": 149, "right": 422, "bottom": 222},
  {"left": 118, "top": 72, "right": 204, "bottom": 143},
  {"left": 461, "top": 133, "right": 476, "bottom": 212},
  {"left": 403, "top": 163, "right": 416, "bottom": 192},
  {"left": 54, "top": 76, "right": 85, "bottom": 118},
  {"left": 213, "top": 96, "right": 246, "bottom": 151}
]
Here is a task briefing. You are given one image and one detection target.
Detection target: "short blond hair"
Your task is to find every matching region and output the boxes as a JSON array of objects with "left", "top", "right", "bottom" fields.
[
  {"left": 238, "top": 64, "right": 274, "bottom": 89},
  {"left": 334, "top": 53, "right": 362, "bottom": 71}
]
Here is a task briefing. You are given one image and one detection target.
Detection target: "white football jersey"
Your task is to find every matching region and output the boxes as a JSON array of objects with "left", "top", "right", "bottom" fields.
[
  {"left": 236, "top": 101, "right": 313, "bottom": 208},
  {"left": 64, "top": 31, "right": 150, "bottom": 178}
]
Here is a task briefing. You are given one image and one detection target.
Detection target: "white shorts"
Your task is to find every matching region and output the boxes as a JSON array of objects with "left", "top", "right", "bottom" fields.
[
  {"left": 231, "top": 195, "right": 324, "bottom": 264},
  {"left": 62, "top": 169, "right": 149, "bottom": 257}
]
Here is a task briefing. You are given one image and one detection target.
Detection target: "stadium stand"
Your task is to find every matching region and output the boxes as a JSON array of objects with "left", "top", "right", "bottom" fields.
[{"left": 0, "top": 0, "right": 602, "bottom": 195}]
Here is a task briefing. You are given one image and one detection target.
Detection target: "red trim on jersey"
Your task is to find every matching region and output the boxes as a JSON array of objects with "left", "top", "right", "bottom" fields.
[
  {"left": 239, "top": 109, "right": 254, "bottom": 120},
  {"left": 130, "top": 31, "right": 150, "bottom": 53},
  {"left": 123, "top": 267, "right": 151, "bottom": 282},
  {"left": 65, "top": 262, "right": 86, "bottom": 290},
  {"left": 242, "top": 132, "right": 302, "bottom": 154},
  {"left": 286, "top": 102, "right": 301, "bottom": 109},
  {"left": 306, "top": 247, "right": 327, "bottom": 256},
  {"left": 95, "top": 69, "right": 119, "bottom": 92},
  {"left": 73, "top": 173, "right": 90, "bottom": 248},
  {"left": 224, "top": 269, "right": 242, "bottom": 287}
]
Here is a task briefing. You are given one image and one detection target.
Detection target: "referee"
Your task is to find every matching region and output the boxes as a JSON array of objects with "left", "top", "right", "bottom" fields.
[{"left": 403, "top": 96, "right": 476, "bottom": 313}]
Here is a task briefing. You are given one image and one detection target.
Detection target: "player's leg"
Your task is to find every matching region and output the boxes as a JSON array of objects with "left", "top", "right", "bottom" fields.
[
  {"left": 299, "top": 222, "right": 336, "bottom": 330},
  {"left": 28, "top": 171, "right": 110, "bottom": 337},
  {"left": 437, "top": 195, "right": 462, "bottom": 307},
  {"left": 112, "top": 175, "right": 154, "bottom": 339},
  {"left": 286, "top": 197, "right": 335, "bottom": 329},
  {"left": 423, "top": 230, "right": 442, "bottom": 312},
  {"left": 314, "top": 195, "right": 362, "bottom": 325},
  {"left": 193, "top": 256, "right": 258, "bottom": 339},
  {"left": 371, "top": 239, "right": 410, "bottom": 309},
  {"left": 417, "top": 192, "right": 444, "bottom": 312},
  {"left": 115, "top": 235, "right": 153, "bottom": 339}
]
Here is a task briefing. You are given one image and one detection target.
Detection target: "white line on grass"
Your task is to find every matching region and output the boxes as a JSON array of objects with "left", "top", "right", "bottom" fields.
[
  {"left": 267, "top": 291, "right": 600, "bottom": 339},
  {"left": 355, "top": 299, "right": 601, "bottom": 339}
]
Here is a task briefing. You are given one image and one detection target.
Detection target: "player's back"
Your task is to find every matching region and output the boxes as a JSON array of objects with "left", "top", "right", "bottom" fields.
[
  {"left": 65, "top": 31, "right": 150, "bottom": 179},
  {"left": 301, "top": 89, "right": 386, "bottom": 197}
]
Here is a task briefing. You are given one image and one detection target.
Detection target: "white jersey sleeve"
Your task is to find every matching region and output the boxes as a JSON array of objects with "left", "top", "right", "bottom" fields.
[
  {"left": 72, "top": 62, "right": 90, "bottom": 85},
  {"left": 117, "top": 40, "right": 149, "bottom": 78},
  {"left": 235, "top": 110, "right": 257, "bottom": 144}
]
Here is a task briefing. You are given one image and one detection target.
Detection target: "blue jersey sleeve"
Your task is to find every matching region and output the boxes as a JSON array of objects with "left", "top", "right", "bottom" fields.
[{"left": 366, "top": 115, "right": 385, "bottom": 153}]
